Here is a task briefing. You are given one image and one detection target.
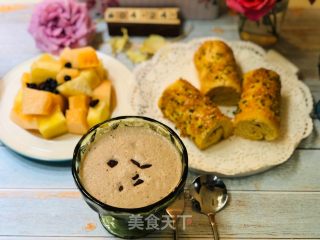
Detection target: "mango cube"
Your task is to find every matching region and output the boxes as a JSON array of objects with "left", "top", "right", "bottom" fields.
[
  {"left": 22, "top": 87, "right": 54, "bottom": 115},
  {"left": 38, "top": 107, "right": 68, "bottom": 139},
  {"left": 92, "top": 80, "right": 112, "bottom": 101},
  {"left": 80, "top": 69, "right": 101, "bottom": 88},
  {"left": 87, "top": 100, "right": 110, "bottom": 128},
  {"left": 52, "top": 94, "right": 66, "bottom": 112},
  {"left": 56, "top": 68, "right": 80, "bottom": 84},
  {"left": 60, "top": 47, "right": 99, "bottom": 69},
  {"left": 66, "top": 109, "right": 89, "bottom": 135},
  {"left": 68, "top": 95, "right": 89, "bottom": 111},
  {"left": 95, "top": 59, "right": 108, "bottom": 80},
  {"left": 10, "top": 90, "right": 38, "bottom": 130},
  {"left": 21, "top": 72, "right": 31, "bottom": 87},
  {"left": 38, "top": 54, "right": 56, "bottom": 62},
  {"left": 30, "top": 56, "right": 62, "bottom": 84},
  {"left": 57, "top": 69, "right": 100, "bottom": 97}
]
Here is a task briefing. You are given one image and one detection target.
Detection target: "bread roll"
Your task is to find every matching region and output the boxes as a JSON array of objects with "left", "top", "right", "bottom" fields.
[
  {"left": 234, "top": 68, "right": 281, "bottom": 141},
  {"left": 158, "top": 79, "right": 233, "bottom": 150},
  {"left": 194, "top": 40, "right": 241, "bottom": 106}
]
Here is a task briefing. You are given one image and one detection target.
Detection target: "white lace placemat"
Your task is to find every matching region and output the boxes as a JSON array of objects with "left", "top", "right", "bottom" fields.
[{"left": 131, "top": 37, "right": 313, "bottom": 177}]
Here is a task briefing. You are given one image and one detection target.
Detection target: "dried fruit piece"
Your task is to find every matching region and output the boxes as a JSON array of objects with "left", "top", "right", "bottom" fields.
[
  {"left": 140, "top": 164, "right": 152, "bottom": 169},
  {"left": 107, "top": 159, "right": 118, "bottom": 168},
  {"left": 140, "top": 35, "right": 167, "bottom": 55},
  {"left": 126, "top": 49, "right": 149, "bottom": 64},
  {"left": 133, "top": 179, "right": 144, "bottom": 186},
  {"left": 130, "top": 159, "right": 140, "bottom": 168},
  {"left": 109, "top": 28, "right": 130, "bottom": 55},
  {"left": 132, "top": 174, "right": 139, "bottom": 180}
]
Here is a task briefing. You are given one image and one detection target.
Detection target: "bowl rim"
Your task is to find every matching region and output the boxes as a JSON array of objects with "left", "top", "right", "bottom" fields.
[{"left": 72, "top": 115, "right": 188, "bottom": 214}]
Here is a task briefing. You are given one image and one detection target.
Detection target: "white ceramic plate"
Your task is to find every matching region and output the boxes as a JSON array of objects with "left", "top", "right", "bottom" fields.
[
  {"left": 132, "top": 37, "right": 313, "bottom": 177},
  {"left": 0, "top": 53, "right": 135, "bottom": 161}
]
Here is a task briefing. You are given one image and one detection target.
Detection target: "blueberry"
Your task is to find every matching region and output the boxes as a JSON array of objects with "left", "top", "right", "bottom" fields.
[
  {"left": 26, "top": 83, "right": 38, "bottom": 89},
  {"left": 50, "top": 82, "right": 57, "bottom": 88},
  {"left": 64, "top": 62, "right": 72, "bottom": 68},
  {"left": 38, "top": 79, "right": 58, "bottom": 93},
  {"left": 64, "top": 75, "right": 71, "bottom": 81},
  {"left": 38, "top": 82, "right": 46, "bottom": 90},
  {"left": 89, "top": 99, "right": 99, "bottom": 107}
]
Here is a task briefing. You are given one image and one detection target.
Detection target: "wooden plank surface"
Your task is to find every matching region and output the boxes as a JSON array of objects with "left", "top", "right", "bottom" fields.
[
  {"left": 0, "top": 189, "right": 319, "bottom": 239},
  {"left": 0, "top": 239, "right": 305, "bottom": 240},
  {"left": 0, "top": 238, "right": 307, "bottom": 240},
  {"left": 1, "top": 146, "right": 320, "bottom": 191}
]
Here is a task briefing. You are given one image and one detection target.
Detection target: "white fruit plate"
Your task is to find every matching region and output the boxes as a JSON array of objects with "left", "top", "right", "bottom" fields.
[{"left": 0, "top": 52, "right": 135, "bottom": 161}]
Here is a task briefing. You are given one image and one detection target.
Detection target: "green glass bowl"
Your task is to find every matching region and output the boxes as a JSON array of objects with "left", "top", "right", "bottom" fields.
[{"left": 72, "top": 116, "right": 188, "bottom": 239}]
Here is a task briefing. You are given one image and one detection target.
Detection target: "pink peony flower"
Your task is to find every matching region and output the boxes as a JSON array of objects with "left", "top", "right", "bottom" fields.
[
  {"left": 28, "top": 0, "right": 96, "bottom": 55},
  {"left": 226, "top": 0, "right": 276, "bottom": 21}
]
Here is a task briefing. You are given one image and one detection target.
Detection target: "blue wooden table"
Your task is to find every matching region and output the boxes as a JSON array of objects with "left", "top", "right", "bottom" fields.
[{"left": 1, "top": 3, "right": 320, "bottom": 239}]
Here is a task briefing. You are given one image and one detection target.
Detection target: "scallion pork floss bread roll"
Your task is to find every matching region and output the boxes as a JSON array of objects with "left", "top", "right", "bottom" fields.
[
  {"left": 158, "top": 79, "right": 233, "bottom": 150},
  {"left": 194, "top": 40, "right": 241, "bottom": 106},
  {"left": 234, "top": 68, "right": 281, "bottom": 141}
]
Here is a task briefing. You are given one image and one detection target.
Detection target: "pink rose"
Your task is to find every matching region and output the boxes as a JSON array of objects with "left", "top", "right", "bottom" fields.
[
  {"left": 226, "top": 0, "right": 276, "bottom": 21},
  {"left": 28, "top": 0, "right": 96, "bottom": 55}
]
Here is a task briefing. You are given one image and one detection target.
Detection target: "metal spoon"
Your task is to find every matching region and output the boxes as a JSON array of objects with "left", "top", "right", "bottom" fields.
[
  {"left": 190, "top": 175, "right": 228, "bottom": 240},
  {"left": 166, "top": 192, "right": 185, "bottom": 240}
]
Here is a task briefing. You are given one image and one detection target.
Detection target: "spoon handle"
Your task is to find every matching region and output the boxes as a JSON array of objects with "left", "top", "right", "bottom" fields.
[
  {"left": 208, "top": 213, "right": 219, "bottom": 240},
  {"left": 173, "top": 217, "right": 178, "bottom": 240}
]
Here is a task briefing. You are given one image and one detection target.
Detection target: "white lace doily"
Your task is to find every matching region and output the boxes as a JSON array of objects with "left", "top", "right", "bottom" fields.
[{"left": 131, "top": 37, "right": 313, "bottom": 177}]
